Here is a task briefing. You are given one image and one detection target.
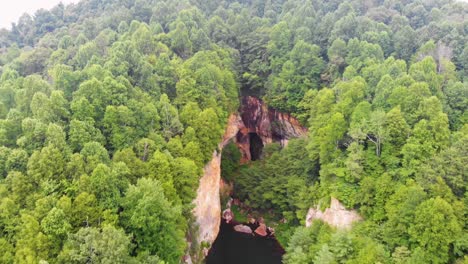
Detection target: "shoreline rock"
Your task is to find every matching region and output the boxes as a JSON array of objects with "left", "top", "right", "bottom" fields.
[
  {"left": 234, "top": 224, "right": 253, "bottom": 234},
  {"left": 254, "top": 223, "right": 268, "bottom": 236}
]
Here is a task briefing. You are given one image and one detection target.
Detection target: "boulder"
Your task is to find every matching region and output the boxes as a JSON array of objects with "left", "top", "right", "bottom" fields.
[
  {"left": 305, "top": 198, "right": 362, "bottom": 229},
  {"left": 234, "top": 224, "right": 253, "bottom": 234},
  {"left": 254, "top": 223, "right": 268, "bottom": 236}
]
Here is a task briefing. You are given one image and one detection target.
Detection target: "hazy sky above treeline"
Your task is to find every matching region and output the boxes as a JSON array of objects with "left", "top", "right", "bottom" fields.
[
  {"left": 0, "top": 0, "right": 78, "bottom": 30},
  {"left": 1, "top": 0, "right": 468, "bottom": 30}
]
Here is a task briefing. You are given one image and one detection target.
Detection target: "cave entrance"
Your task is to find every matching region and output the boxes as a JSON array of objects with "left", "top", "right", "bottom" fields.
[{"left": 249, "top": 133, "right": 263, "bottom": 161}]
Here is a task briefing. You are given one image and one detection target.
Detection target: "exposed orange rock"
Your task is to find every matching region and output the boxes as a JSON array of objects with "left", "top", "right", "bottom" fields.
[
  {"left": 193, "top": 114, "right": 240, "bottom": 246},
  {"left": 254, "top": 223, "right": 268, "bottom": 237},
  {"left": 193, "top": 151, "right": 222, "bottom": 245},
  {"left": 222, "top": 114, "right": 245, "bottom": 144},
  {"left": 236, "top": 96, "right": 307, "bottom": 162},
  {"left": 192, "top": 97, "right": 308, "bottom": 257}
]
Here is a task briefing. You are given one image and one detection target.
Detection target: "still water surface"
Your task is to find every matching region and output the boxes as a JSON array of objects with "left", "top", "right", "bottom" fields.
[{"left": 206, "top": 220, "right": 284, "bottom": 264}]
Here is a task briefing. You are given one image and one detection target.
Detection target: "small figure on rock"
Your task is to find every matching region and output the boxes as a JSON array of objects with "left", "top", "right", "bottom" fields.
[
  {"left": 267, "top": 227, "right": 275, "bottom": 236},
  {"left": 222, "top": 208, "right": 233, "bottom": 223}
]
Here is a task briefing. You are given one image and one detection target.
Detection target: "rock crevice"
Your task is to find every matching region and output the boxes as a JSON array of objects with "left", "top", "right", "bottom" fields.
[
  {"left": 236, "top": 96, "right": 307, "bottom": 162},
  {"left": 193, "top": 114, "right": 241, "bottom": 245},
  {"left": 192, "top": 96, "right": 307, "bottom": 253}
]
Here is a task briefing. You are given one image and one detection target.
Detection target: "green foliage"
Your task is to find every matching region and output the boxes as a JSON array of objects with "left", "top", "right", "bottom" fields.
[
  {"left": 408, "top": 197, "right": 462, "bottom": 264},
  {"left": 171, "top": 157, "right": 200, "bottom": 206},
  {"left": 89, "top": 163, "right": 129, "bottom": 209},
  {"left": 0, "top": 0, "right": 465, "bottom": 262},
  {"left": 234, "top": 139, "right": 316, "bottom": 222},
  {"left": 60, "top": 226, "right": 133, "bottom": 264},
  {"left": 266, "top": 40, "right": 324, "bottom": 113},
  {"left": 121, "top": 178, "right": 185, "bottom": 263},
  {"left": 41, "top": 207, "right": 71, "bottom": 239},
  {"left": 192, "top": 108, "right": 223, "bottom": 162},
  {"left": 221, "top": 141, "right": 241, "bottom": 182},
  {"left": 283, "top": 221, "right": 333, "bottom": 264},
  {"left": 70, "top": 192, "right": 101, "bottom": 229}
]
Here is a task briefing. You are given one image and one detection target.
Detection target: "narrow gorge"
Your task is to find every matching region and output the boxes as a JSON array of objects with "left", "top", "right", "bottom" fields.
[{"left": 192, "top": 96, "right": 307, "bottom": 261}]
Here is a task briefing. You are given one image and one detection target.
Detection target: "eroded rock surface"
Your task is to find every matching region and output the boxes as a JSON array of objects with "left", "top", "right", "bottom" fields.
[
  {"left": 305, "top": 198, "right": 362, "bottom": 229},
  {"left": 193, "top": 114, "right": 241, "bottom": 246},
  {"left": 193, "top": 152, "right": 222, "bottom": 245},
  {"left": 237, "top": 96, "right": 307, "bottom": 162},
  {"left": 193, "top": 97, "right": 307, "bottom": 257}
]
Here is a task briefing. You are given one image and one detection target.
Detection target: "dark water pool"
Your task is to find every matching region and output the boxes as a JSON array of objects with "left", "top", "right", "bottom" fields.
[{"left": 206, "top": 220, "right": 284, "bottom": 264}]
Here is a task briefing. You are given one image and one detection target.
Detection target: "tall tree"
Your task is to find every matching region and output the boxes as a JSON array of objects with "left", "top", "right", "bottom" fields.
[{"left": 121, "top": 178, "right": 185, "bottom": 263}]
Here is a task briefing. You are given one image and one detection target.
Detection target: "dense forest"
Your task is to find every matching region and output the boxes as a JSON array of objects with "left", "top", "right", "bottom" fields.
[{"left": 0, "top": 0, "right": 466, "bottom": 263}]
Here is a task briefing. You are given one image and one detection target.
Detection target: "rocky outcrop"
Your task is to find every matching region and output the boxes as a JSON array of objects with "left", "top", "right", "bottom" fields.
[
  {"left": 305, "top": 198, "right": 362, "bottom": 229},
  {"left": 239, "top": 96, "right": 307, "bottom": 142},
  {"left": 193, "top": 151, "right": 222, "bottom": 246},
  {"left": 192, "top": 97, "right": 307, "bottom": 257},
  {"left": 236, "top": 96, "right": 307, "bottom": 162},
  {"left": 193, "top": 114, "right": 241, "bottom": 247}
]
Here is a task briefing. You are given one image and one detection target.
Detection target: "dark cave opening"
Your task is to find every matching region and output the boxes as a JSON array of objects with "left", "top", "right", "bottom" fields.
[{"left": 249, "top": 133, "right": 263, "bottom": 161}]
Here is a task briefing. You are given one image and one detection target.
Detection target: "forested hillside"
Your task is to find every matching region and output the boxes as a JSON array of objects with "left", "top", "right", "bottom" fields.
[{"left": 0, "top": 0, "right": 466, "bottom": 263}]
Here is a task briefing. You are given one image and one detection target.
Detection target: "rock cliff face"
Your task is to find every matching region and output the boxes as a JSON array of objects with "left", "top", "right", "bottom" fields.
[
  {"left": 193, "top": 114, "right": 241, "bottom": 246},
  {"left": 236, "top": 96, "right": 307, "bottom": 162},
  {"left": 192, "top": 97, "right": 307, "bottom": 254},
  {"left": 305, "top": 198, "right": 362, "bottom": 229}
]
